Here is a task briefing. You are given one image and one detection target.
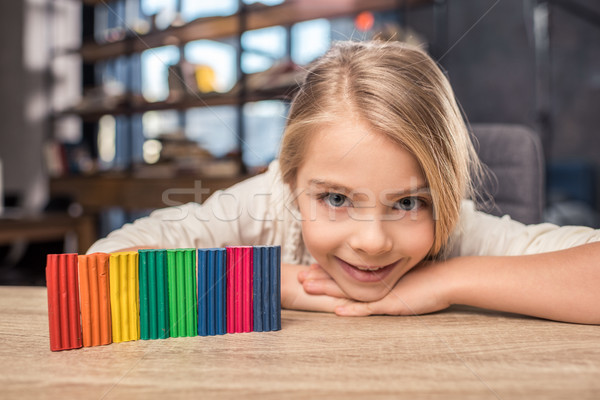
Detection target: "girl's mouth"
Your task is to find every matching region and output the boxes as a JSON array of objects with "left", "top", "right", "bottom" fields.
[{"left": 335, "top": 257, "right": 398, "bottom": 283}]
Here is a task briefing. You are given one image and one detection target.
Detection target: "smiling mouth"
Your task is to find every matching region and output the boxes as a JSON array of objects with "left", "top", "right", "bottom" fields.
[
  {"left": 335, "top": 257, "right": 398, "bottom": 283},
  {"left": 354, "top": 264, "right": 388, "bottom": 271}
]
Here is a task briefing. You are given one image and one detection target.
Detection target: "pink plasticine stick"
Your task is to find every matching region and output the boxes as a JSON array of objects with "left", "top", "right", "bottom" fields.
[{"left": 242, "top": 247, "right": 253, "bottom": 332}]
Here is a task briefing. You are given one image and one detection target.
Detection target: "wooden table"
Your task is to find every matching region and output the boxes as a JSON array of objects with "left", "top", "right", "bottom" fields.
[{"left": 1, "top": 286, "right": 599, "bottom": 399}]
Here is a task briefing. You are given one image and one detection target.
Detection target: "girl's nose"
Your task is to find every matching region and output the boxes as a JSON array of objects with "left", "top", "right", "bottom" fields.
[{"left": 347, "top": 219, "right": 393, "bottom": 256}]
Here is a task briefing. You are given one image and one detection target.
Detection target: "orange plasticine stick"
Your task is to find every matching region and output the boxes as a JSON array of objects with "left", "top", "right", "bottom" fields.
[
  {"left": 78, "top": 253, "right": 112, "bottom": 347},
  {"left": 78, "top": 256, "right": 92, "bottom": 346},
  {"left": 97, "top": 254, "right": 111, "bottom": 345}
]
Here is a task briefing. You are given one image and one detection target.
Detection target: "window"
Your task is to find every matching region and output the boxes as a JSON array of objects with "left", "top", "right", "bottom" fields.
[
  {"left": 242, "top": 26, "right": 287, "bottom": 74},
  {"left": 141, "top": 45, "right": 180, "bottom": 102}
]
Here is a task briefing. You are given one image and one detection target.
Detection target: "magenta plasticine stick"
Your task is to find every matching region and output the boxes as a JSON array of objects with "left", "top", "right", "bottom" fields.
[
  {"left": 235, "top": 248, "right": 242, "bottom": 333},
  {"left": 226, "top": 246, "right": 253, "bottom": 333},
  {"left": 226, "top": 247, "right": 235, "bottom": 333},
  {"left": 242, "top": 247, "right": 253, "bottom": 332}
]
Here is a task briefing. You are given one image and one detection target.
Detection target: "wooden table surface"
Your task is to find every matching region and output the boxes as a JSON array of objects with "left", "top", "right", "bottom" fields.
[{"left": 1, "top": 286, "right": 599, "bottom": 399}]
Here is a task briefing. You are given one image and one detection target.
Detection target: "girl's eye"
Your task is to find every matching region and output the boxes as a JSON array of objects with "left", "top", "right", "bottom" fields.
[
  {"left": 324, "top": 193, "right": 349, "bottom": 208},
  {"left": 395, "top": 197, "right": 424, "bottom": 211}
]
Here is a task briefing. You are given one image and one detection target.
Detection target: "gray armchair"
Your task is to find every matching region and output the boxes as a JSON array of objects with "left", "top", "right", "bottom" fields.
[{"left": 470, "top": 124, "right": 545, "bottom": 225}]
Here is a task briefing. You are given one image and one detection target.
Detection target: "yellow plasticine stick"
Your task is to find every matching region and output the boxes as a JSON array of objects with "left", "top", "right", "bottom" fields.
[
  {"left": 128, "top": 252, "right": 140, "bottom": 340},
  {"left": 109, "top": 252, "right": 139, "bottom": 343}
]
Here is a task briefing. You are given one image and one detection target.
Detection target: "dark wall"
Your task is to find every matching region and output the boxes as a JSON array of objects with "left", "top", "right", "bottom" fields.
[{"left": 413, "top": 0, "right": 600, "bottom": 211}]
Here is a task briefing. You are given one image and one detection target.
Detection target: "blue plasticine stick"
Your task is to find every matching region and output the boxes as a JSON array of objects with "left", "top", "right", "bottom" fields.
[
  {"left": 197, "top": 249, "right": 208, "bottom": 336},
  {"left": 270, "top": 246, "right": 281, "bottom": 331},
  {"left": 262, "top": 246, "right": 270, "bottom": 332},
  {"left": 275, "top": 246, "right": 282, "bottom": 330},
  {"left": 207, "top": 250, "right": 215, "bottom": 336},
  {"left": 216, "top": 249, "right": 226, "bottom": 335},
  {"left": 253, "top": 247, "right": 263, "bottom": 332},
  {"left": 198, "top": 248, "right": 226, "bottom": 336}
]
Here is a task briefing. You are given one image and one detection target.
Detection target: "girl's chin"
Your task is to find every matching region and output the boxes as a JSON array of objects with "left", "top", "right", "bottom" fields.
[{"left": 342, "top": 284, "right": 393, "bottom": 303}]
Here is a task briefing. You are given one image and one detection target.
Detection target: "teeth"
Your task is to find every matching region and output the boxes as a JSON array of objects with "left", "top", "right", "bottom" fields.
[{"left": 354, "top": 265, "right": 385, "bottom": 271}]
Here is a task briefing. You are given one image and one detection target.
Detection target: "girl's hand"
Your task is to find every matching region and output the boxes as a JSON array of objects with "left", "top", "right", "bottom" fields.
[
  {"left": 281, "top": 263, "right": 356, "bottom": 313},
  {"left": 300, "top": 262, "right": 452, "bottom": 317},
  {"left": 297, "top": 263, "right": 348, "bottom": 298}
]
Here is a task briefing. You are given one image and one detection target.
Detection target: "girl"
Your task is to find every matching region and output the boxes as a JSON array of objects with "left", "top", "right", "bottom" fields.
[{"left": 88, "top": 40, "right": 600, "bottom": 324}]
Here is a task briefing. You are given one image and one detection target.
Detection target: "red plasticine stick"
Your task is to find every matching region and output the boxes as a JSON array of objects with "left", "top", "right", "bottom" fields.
[
  {"left": 46, "top": 253, "right": 82, "bottom": 351},
  {"left": 235, "top": 248, "right": 242, "bottom": 332},
  {"left": 226, "top": 246, "right": 253, "bottom": 333},
  {"left": 241, "top": 247, "right": 253, "bottom": 333}
]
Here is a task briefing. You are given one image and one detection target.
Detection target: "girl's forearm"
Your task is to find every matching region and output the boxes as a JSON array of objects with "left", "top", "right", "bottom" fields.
[{"left": 445, "top": 242, "right": 600, "bottom": 324}]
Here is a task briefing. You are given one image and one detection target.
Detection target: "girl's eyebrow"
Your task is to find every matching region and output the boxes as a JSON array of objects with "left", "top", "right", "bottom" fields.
[
  {"left": 308, "top": 179, "right": 430, "bottom": 196},
  {"left": 308, "top": 179, "right": 352, "bottom": 194}
]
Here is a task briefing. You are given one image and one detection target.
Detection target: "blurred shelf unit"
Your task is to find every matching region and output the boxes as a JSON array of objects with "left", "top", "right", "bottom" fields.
[
  {"left": 50, "top": 0, "right": 438, "bottom": 220},
  {"left": 62, "top": 89, "right": 287, "bottom": 121},
  {"left": 65, "top": 0, "right": 435, "bottom": 119},
  {"left": 80, "top": 0, "right": 432, "bottom": 62},
  {"left": 50, "top": 173, "right": 248, "bottom": 212},
  {"left": 42, "top": 0, "right": 442, "bottom": 244}
]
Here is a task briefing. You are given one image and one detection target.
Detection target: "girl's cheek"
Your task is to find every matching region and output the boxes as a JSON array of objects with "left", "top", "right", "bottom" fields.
[
  {"left": 401, "top": 221, "right": 435, "bottom": 255},
  {"left": 303, "top": 219, "right": 336, "bottom": 245}
]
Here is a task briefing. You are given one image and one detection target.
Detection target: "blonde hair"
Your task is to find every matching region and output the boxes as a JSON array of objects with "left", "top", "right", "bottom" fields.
[{"left": 279, "top": 40, "right": 481, "bottom": 258}]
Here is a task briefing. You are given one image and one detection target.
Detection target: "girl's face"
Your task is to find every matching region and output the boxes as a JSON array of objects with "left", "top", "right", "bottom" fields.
[{"left": 295, "top": 118, "right": 435, "bottom": 302}]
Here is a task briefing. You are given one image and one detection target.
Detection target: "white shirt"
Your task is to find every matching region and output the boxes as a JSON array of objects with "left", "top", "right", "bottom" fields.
[{"left": 88, "top": 161, "right": 600, "bottom": 262}]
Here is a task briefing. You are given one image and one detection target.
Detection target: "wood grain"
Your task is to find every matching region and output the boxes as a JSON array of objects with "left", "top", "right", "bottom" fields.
[{"left": 1, "top": 286, "right": 599, "bottom": 399}]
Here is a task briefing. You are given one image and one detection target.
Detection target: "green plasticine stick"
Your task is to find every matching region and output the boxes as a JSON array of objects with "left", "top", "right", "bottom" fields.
[
  {"left": 155, "top": 250, "right": 169, "bottom": 339},
  {"left": 167, "top": 249, "right": 197, "bottom": 338},
  {"left": 139, "top": 249, "right": 168, "bottom": 340},
  {"left": 176, "top": 250, "right": 185, "bottom": 337},
  {"left": 139, "top": 251, "right": 149, "bottom": 339},
  {"left": 147, "top": 250, "right": 157, "bottom": 338},
  {"left": 167, "top": 250, "right": 178, "bottom": 337}
]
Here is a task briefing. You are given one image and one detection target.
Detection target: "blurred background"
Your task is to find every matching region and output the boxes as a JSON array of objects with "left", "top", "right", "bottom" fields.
[{"left": 0, "top": 0, "right": 599, "bottom": 285}]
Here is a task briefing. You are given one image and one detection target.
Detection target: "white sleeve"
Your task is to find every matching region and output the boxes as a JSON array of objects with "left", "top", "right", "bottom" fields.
[
  {"left": 86, "top": 162, "right": 282, "bottom": 254},
  {"left": 450, "top": 200, "right": 600, "bottom": 257}
]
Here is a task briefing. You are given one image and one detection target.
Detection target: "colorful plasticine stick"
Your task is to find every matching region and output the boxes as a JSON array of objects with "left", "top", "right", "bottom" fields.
[
  {"left": 109, "top": 252, "right": 140, "bottom": 343},
  {"left": 46, "top": 245, "right": 281, "bottom": 352},
  {"left": 226, "top": 246, "right": 253, "bottom": 333},
  {"left": 78, "top": 253, "right": 112, "bottom": 347},
  {"left": 46, "top": 253, "right": 82, "bottom": 351},
  {"left": 197, "top": 248, "right": 226, "bottom": 336},
  {"left": 269, "top": 245, "right": 282, "bottom": 331},
  {"left": 253, "top": 246, "right": 282, "bottom": 332},
  {"left": 139, "top": 249, "right": 169, "bottom": 339},
  {"left": 167, "top": 249, "right": 197, "bottom": 337}
]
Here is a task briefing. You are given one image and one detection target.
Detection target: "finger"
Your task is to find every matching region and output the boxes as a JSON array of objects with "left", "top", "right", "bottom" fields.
[
  {"left": 285, "top": 290, "right": 356, "bottom": 314},
  {"left": 334, "top": 302, "right": 374, "bottom": 317},
  {"left": 335, "top": 300, "right": 399, "bottom": 317},
  {"left": 303, "top": 279, "right": 348, "bottom": 298}
]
